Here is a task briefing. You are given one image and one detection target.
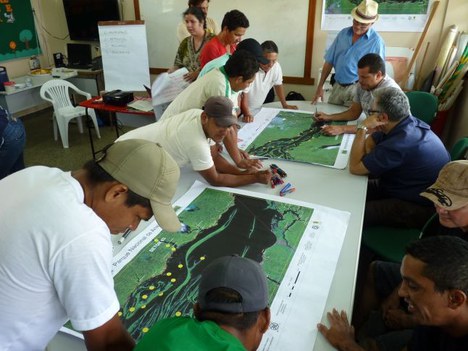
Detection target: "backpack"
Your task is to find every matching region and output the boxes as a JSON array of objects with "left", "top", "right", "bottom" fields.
[{"left": 286, "top": 91, "right": 305, "bottom": 101}]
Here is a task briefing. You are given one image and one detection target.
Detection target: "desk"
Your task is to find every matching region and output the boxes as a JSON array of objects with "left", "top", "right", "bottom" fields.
[
  {"left": 79, "top": 97, "right": 155, "bottom": 159},
  {"left": 0, "top": 74, "right": 57, "bottom": 117},
  {"left": 47, "top": 101, "right": 367, "bottom": 351}
]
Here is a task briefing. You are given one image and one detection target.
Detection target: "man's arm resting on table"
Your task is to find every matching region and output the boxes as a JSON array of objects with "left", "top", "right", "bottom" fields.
[
  {"left": 274, "top": 84, "right": 298, "bottom": 110},
  {"left": 349, "top": 127, "right": 375, "bottom": 175},
  {"left": 312, "top": 62, "right": 333, "bottom": 103},
  {"left": 198, "top": 164, "right": 270, "bottom": 187},
  {"left": 316, "top": 102, "right": 362, "bottom": 122},
  {"left": 83, "top": 313, "right": 135, "bottom": 351}
]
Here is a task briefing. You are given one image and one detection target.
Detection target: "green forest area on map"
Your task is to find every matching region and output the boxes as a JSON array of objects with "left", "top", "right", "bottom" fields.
[
  {"left": 246, "top": 111, "right": 345, "bottom": 166},
  {"left": 324, "top": 0, "right": 429, "bottom": 15},
  {"left": 110, "top": 188, "right": 314, "bottom": 341}
]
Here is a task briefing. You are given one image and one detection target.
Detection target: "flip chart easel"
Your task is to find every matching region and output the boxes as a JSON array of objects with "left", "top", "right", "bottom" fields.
[{"left": 98, "top": 20, "right": 151, "bottom": 92}]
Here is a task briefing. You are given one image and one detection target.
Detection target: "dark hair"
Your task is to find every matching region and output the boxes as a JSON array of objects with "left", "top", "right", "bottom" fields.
[
  {"left": 406, "top": 236, "right": 468, "bottom": 295},
  {"left": 374, "top": 87, "right": 410, "bottom": 121},
  {"left": 188, "top": 0, "right": 209, "bottom": 6},
  {"left": 183, "top": 7, "right": 206, "bottom": 30},
  {"left": 221, "top": 9, "right": 249, "bottom": 31},
  {"left": 358, "top": 53, "right": 386, "bottom": 75},
  {"left": 224, "top": 49, "right": 259, "bottom": 80},
  {"left": 195, "top": 287, "right": 260, "bottom": 330},
  {"left": 83, "top": 159, "right": 151, "bottom": 210},
  {"left": 261, "top": 40, "right": 278, "bottom": 54}
]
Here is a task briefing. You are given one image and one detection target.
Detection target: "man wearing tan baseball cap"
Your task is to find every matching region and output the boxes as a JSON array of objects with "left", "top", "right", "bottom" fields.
[
  {"left": 313, "top": 0, "right": 385, "bottom": 106},
  {"left": 0, "top": 139, "right": 180, "bottom": 350},
  {"left": 420, "top": 160, "right": 468, "bottom": 231}
]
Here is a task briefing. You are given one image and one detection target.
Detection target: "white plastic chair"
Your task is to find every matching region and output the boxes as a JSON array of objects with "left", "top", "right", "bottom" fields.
[{"left": 40, "top": 79, "right": 101, "bottom": 148}]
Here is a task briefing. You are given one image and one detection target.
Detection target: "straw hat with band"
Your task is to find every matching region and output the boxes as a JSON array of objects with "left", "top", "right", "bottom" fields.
[
  {"left": 98, "top": 139, "right": 181, "bottom": 232},
  {"left": 351, "top": 0, "right": 379, "bottom": 24}
]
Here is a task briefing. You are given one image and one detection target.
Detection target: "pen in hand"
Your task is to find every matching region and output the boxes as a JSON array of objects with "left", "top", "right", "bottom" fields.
[{"left": 118, "top": 228, "right": 132, "bottom": 245}]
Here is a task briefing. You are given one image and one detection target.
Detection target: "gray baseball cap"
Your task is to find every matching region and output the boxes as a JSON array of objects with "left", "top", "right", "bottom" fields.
[
  {"left": 198, "top": 255, "right": 269, "bottom": 313},
  {"left": 203, "top": 96, "right": 238, "bottom": 127}
]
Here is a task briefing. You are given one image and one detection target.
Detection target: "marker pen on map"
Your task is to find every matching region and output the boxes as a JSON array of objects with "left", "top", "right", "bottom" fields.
[{"left": 118, "top": 228, "right": 132, "bottom": 245}]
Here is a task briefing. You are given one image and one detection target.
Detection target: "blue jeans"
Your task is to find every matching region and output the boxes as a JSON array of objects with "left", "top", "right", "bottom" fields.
[{"left": 0, "top": 118, "right": 26, "bottom": 180}]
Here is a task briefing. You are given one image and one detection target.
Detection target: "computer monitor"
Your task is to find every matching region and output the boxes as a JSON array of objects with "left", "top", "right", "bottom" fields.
[{"left": 67, "top": 43, "right": 92, "bottom": 69}]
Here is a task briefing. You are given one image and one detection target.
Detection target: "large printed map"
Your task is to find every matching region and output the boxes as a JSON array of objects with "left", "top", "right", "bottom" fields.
[
  {"left": 238, "top": 108, "right": 353, "bottom": 169},
  {"left": 63, "top": 182, "right": 350, "bottom": 350}
]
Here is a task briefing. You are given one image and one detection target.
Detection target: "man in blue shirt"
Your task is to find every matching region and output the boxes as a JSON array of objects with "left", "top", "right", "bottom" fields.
[
  {"left": 349, "top": 87, "right": 449, "bottom": 229},
  {"left": 313, "top": 0, "right": 385, "bottom": 106}
]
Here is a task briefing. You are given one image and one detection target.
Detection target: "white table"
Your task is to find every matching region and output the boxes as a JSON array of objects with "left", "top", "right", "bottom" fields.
[{"left": 47, "top": 101, "right": 367, "bottom": 351}]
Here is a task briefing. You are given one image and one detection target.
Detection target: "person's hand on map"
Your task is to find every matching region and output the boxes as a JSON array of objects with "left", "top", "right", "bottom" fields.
[
  {"left": 317, "top": 309, "right": 364, "bottom": 351},
  {"left": 282, "top": 103, "right": 298, "bottom": 110},
  {"left": 321, "top": 125, "right": 345, "bottom": 136},
  {"left": 314, "top": 112, "right": 332, "bottom": 122},
  {"left": 254, "top": 169, "right": 272, "bottom": 184},
  {"left": 242, "top": 114, "right": 254, "bottom": 123},
  {"left": 237, "top": 157, "right": 263, "bottom": 170}
]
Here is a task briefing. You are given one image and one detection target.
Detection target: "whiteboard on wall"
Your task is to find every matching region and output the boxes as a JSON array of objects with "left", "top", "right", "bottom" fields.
[
  {"left": 137, "top": 0, "right": 312, "bottom": 78},
  {"left": 98, "top": 21, "right": 151, "bottom": 91}
]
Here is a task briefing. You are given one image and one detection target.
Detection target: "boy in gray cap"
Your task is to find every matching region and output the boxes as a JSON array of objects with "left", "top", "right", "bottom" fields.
[
  {"left": 0, "top": 139, "right": 180, "bottom": 350},
  {"left": 118, "top": 96, "right": 271, "bottom": 187},
  {"left": 135, "top": 255, "right": 271, "bottom": 351}
]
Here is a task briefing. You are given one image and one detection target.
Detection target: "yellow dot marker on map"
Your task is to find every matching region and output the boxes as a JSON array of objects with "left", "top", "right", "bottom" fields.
[
  {"left": 171, "top": 247, "right": 176, "bottom": 252},
  {"left": 154, "top": 238, "right": 159, "bottom": 243},
  {"left": 129, "top": 307, "right": 136, "bottom": 312},
  {"left": 141, "top": 305, "right": 146, "bottom": 309},
  {"left": 159, "top": 292, "right": 164, "bottom": 296},
  {"left": 166, "top": 272, "right": 172, "bottom": 277},
  {"left": 142, "top": 294, "right": 148, "bottom": 299},
  {"left": 178, "top": 264, "right": 184, "bottom": 269},
  {"left": 165, "top": 244, "right": 170, "bottom": 248},
  {"left": 200, "top": 256, "right": 206, "bottom": 260},
  {"left": 118, "top": 311, "right": 123, "bottom": 317},
  {"left": 175, "top": 311, "right": 182, "bottom": 317},
  {"left": 149, "top": 285, "right": 155, "bottom": 290},
  {"left": 142, "top": 327, "right": 149, "bottom": 333},
  {"left": 171, "top": 278, "right": 176, "bottom": 283}
]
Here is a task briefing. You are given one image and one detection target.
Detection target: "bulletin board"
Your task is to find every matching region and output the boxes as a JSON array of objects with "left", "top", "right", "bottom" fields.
[
  {"left": 0, "top": 0, "right": 41, "bottom": 62},
  {"left": 133, "top": 0, "right": 316, "bottom": 84}
]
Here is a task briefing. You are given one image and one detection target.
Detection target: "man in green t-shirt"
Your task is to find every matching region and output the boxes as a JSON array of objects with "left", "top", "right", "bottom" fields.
[{"left": 135, "top": 255, "right": 271, "bottom": 351}]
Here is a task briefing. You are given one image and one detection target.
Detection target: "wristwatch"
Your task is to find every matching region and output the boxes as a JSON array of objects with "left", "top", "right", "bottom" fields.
[{"left": 357, "top": 124, "right": 368, "bottom": 132}]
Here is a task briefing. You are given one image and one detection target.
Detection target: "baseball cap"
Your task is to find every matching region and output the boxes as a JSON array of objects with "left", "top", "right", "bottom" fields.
[
  {"left": 351, "top": 0, "right": 379, "bottom": 24},
  {"left": 237, "top": 38, "right": 269, "bottom": 65},
  {"left": 198, "top": 255, "right": 269, "bottom": 313},
  {"left": 420, "top": 160, "right": 468, "bottom": 210},
  {"left": 98, "top": 139, "right": 181, "bottom": 232},
  {"left": 203, "top": 96, "right": 238, "bottom": 127}
]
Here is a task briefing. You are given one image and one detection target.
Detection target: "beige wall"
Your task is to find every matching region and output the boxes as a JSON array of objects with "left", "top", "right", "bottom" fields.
[{"left": 3, "top": 0, "right": 466, "bottom": 140}]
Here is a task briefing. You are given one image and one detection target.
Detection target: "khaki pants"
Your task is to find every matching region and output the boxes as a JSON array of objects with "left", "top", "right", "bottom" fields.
[{"left": 328, "top": 83, "right": 357, "bottom": 107}]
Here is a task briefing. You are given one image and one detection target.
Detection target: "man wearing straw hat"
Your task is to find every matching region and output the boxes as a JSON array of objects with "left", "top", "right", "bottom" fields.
[{"left": 313, "top": 0, "right": 385, "bottom": 107}]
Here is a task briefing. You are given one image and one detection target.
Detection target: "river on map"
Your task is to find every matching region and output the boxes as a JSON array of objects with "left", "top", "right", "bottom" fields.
[{"left": 122, "top": 194, "right": 279, "bottom": 340}]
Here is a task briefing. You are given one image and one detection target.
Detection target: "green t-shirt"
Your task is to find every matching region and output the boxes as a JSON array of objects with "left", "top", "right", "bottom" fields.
[{"left": 134, "top": 317, "right": 247, "bottom": 351}]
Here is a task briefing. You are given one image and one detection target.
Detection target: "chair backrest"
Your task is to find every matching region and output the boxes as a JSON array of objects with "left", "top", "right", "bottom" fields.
[
  {"left": 405, "top": 91, "right": 438, "bottom": 125},
  {"left": 39, "top": 79, "right": 84, "bottom": 111},
  {"left": 450, "top": 137, "right": 468, "bottom": 160}
]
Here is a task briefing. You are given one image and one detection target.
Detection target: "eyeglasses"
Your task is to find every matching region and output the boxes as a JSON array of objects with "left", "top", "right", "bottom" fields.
[{"left": 367, "top": 109, "right": 381, "bottom": 115}]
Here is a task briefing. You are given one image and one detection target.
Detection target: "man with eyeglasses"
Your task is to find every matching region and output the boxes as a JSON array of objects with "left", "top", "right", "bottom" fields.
[
  {"left": 0, "top": 139, "right": 181, "bottom": 350},
  {"left": 349, "top": 87, "right": 449, "bottom": 229},
  {"left": 315, "top": 53, "right": 400, "bottom": 136},
  {"left": 312, "top": 0, "right": 385, "bottom": 107}
]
